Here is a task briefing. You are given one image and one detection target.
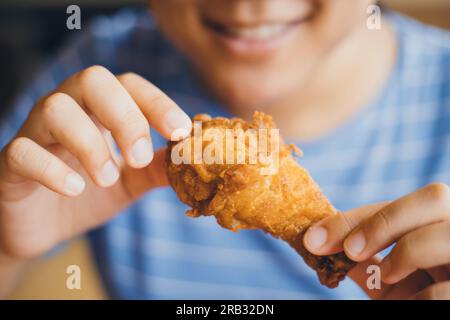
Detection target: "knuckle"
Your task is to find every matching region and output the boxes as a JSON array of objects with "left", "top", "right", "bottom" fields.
[
  {"left": 4, "top": 137, "right": 30, "bottom": 170},
  {"left": 36, "top": 155, "right": 53, "bottom": 179},
  {"left": 66, "top": 131, "right": 107, "bottom": 166},
  {"left": 78, "top": 65, "right": 111, "bottom": 88},
  {"left": 339, "top": 212, "right": 355, "bottom": 233},
  {"left": 35, "top": 94, "right": 51, "bottom": 110},
  {"left": 117, "top": 72, "right": 139, "bottom": 85},
  {"left": 374, "top": 207, "right": 392, "bottom": 232},
  {"left": 423, "top": 183, "right": 450, "bottom": 204},
  {"left": 395, "top": 234, "right": 414, "bottom": 265},
  {"left": 147, "top": 91, "right": 169, "bottom": 108},
  {"left": 79, "top": 139, "right": 106, "bottom": 163},
  {"left": 40, "top": 92, "right": 70, "bottom": 119},
  {"left": 120, "top": 109, "right": 149, "bottom": 135}
]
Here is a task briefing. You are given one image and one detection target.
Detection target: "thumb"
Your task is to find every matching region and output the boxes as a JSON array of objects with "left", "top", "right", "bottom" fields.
[
  {"left": 119, "top": 147, "right": 169, "bottom": 201},
  {"left": 304, "top": 202, "right": 389, "bottom": 256}
]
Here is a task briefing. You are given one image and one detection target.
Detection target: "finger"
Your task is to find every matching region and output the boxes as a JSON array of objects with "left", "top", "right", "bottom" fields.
[
  {"left": 59, "top": 66, "right": 154, "bottom": 168},
  {"left": 426, "top": 266, "right": 450, "bottom": 283},
  {"left": 411, "top": 281, "right": 450, "bottom": 300},
  {"left": 343, "top": 183, "right": 450, "bottom": 261},
  {"left": 117, "top": 72, "right": 192, "bottom": 141},
  {"left": 381, "top": 270, "right": 432, "bottom": 300},
  {"left": 23, "top": 92, "right": 120, "bottom": 187},
  {"left": 303, "top": 202, "right": 388, "bottom": 255},
  {"left": 120, "top": 148, "right": 169, "bottom": 201},
  {"left": 1, "top": 137, "right": 85, "bottom": 197},
  {"left": 347, "top": 255, "right": 389, "bottom": 299},
  {"left": 379, "top": 221, "right": 450, "bottom": 284},
  {"left": 347, "top": 255, "right": 432, "bottom": 300}
]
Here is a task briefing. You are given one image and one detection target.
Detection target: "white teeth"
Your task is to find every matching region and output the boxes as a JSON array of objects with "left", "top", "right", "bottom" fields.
[{"left": 228, "top": 24, "right": 286, "bottom": 40}]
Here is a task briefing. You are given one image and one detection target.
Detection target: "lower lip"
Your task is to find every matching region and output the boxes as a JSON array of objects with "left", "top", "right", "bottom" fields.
[{"left": 206, "top": 23, "right": 301, "bottom": 58}]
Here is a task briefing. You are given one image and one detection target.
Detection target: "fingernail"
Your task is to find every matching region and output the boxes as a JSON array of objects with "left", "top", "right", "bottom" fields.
[
  {"left": 65, "top": 173, "right": 85, "bottom": 195},
  {"left": 306, "top": 227, "right": 327, "bottom": 250},
  {"left": 131, "top": 137, "right": 153, "bottom": 166},
  {"left": 345, "top": 231, "right": 366, "bottom": 256},
  {"left": 165, "top": 109, "right": 191, "bottom": 134},
  {"left": 100, "top": 160, "right": 120, "bottom": 186}
]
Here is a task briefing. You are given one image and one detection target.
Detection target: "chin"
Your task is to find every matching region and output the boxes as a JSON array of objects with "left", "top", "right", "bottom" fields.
[
  {"left": 216, "top": 84, "right": 278, "bottom": 111},
  {"left": 210, "top": 72, "right": 297, "bottom": 112}
]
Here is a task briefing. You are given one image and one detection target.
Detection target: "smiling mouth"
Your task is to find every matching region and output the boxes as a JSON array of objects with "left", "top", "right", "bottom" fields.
[{"left": 201, "top": 14, "right": 314, "bottom": 42}]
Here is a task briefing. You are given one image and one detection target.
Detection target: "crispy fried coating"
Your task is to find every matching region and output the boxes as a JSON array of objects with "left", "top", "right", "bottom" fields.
[{"left": 166, "top": 112, "right": 355, "bottom": 288}]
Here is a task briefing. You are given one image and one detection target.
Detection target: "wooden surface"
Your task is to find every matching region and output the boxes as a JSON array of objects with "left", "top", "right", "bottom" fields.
[
  {"left": 383, "top": 0, "right": 450, "bottom": 29},
  {"left": 7, "top": 238, "right": 106, "bottom": 300}
]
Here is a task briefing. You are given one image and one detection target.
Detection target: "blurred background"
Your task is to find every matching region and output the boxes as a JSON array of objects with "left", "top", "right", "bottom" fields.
[{"left": 1, "top": 0, "right": 449, "bottom": 299}]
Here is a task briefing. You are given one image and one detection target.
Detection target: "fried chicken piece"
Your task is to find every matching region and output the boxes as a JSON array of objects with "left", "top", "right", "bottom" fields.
[{"left": 166, "top": 112, "right": 355, "bottom": 288}]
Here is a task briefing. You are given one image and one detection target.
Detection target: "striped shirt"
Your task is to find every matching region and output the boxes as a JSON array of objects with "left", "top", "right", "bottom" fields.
[{"left": 1, "top": 9, "right": 449, "bottom": 299}]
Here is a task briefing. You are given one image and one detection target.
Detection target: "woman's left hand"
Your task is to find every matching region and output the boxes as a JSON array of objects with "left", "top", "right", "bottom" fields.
[{"left": 304, "top": 183, "right": 450, "bottom": 300}]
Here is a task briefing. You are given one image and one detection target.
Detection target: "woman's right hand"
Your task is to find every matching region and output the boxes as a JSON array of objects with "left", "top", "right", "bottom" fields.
[{"left": 0, "top": 65, "right": 192, "bottom": 260}]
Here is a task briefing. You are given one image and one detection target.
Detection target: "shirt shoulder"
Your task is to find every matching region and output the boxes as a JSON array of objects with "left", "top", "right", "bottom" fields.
[
  {"left": 389, "top": 11, "right": 450, "bottom": 52},
  {"left": 383, "top": 13, "right": 450, "bottom": 184},
  {"left": 73, "top": 9, "right": 172, "bottom": 72},
  {"left": 385, "top": 12, "right": 450, "bottom": 110},
  {"left": 388, "top": 12, "right": 450, "bottom": 82}
]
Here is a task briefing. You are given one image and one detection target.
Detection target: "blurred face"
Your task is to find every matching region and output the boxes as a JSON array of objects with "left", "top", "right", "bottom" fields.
[{"left": 151, "top": 0, "right": 374, "bottom": 110}]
